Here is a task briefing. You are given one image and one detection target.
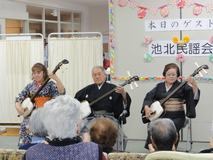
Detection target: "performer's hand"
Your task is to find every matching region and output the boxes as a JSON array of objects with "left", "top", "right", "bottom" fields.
[
  {"left": 144, "top": 105, "right": 153, "bottom": 118},
  {"left": 17, "top": 106, "right": 26, "bottom": 115},
  {"left": 115, "top": 86, "right": 125, "bottom": 94},
  {"left": 186, "top": 76, "right": 198, "bottom": 94},
  {"left": 186, "top": 77, "right": 197, "bottom": 86},
  {"left": 115, "top": 86, "right": 127, "bottom": 102},
  {"left": 49, "top": 73, "right": 65, "bottom": 95},
  {"left": 48, "top": 73, "right": 60, "bottom": 81}
]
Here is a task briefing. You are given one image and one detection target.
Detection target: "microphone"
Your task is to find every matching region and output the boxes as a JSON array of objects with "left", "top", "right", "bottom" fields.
[{"left": 119, "top": 110, "right": 128, "bottom": 118}]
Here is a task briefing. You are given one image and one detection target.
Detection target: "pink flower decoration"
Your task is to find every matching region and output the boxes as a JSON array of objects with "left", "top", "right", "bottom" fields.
[
  {"left": 168, "top": 0, "right": 177, "bottom": 7},
  {"left": 129, "top": 0, "right": 139, "bottom": 10},
  {"left": 206, "top": 4, "right": 213, "bottom": 13},
  {"left": 176, "top": 53, "right": 185, "bottom": 62},
  {"left": 149, "top": 6, "right": 158, "bottom": 15},
  {"left": 209, "top": 36, "right": 213, "bottom": 44},
  {"left": 185, "top": 0, "right": 193, "bottom": 7},
  {"left": 143, "top": 36, "right": 153, "bottom": 45}
]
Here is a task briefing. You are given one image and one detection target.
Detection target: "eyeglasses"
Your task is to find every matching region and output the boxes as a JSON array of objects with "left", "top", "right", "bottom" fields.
[{"left": 166, "top": 73, "right": 177, "bottom": 77}]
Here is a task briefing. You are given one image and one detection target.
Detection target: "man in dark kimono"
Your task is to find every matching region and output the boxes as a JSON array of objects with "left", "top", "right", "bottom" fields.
[{"left": 75, "top": 66, "right": 131, "bottom": 151}]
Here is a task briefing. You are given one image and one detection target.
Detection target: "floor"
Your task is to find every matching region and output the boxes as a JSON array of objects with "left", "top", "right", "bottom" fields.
[{"left": 0, "top": 126, "right": 210, "bottom": 153}]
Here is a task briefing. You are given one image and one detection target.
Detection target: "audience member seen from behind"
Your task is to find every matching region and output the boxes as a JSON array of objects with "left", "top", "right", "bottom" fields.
[
  {"left": 89, "top": 118, "right": 127, "bottom": 154},
  {"left": 19, "top": 108, "right": 47, "bottom": 150},
  {"left": 149, "top": 118, "right": 178, "bottom": 152},
  {"left": 24, "top": 95, "right": 106, "bottom": 160}
]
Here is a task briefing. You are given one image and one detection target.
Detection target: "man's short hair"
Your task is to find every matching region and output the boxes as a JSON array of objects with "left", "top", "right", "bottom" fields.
[{"left": 149, "top": 118, "right": 177, "bottom": 150}]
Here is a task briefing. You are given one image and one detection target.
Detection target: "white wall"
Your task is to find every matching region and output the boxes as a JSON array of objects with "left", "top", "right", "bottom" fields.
[
  {"left": 113, "top": 0, "right": 213, "bottom": 142},
  {"left": 89, "top": 6, "right": 109, "bottom": 34}
]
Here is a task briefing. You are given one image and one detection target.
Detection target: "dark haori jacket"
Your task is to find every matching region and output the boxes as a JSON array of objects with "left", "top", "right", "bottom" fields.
[{"left": 75, "top": 81, "right": 131, "bottom": 122}]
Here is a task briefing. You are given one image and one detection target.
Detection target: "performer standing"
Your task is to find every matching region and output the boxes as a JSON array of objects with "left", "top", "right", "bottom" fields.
[
  {"left": 141, "top": 63, "right": 200, "bottom": 151},
  {"left": 74, "top": 66, "right": 131, "bottom": 150},
  {"left": 15, "top": 63, "right": 65, "bottom": 147}
]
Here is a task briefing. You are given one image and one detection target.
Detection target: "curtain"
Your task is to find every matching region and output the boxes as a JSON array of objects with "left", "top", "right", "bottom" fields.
[
  {"left": 0, "top": 39, "right": 43, "bottom": 123},
  {"left": 48, "top": 37, "right": 103, "bottom": 97}
]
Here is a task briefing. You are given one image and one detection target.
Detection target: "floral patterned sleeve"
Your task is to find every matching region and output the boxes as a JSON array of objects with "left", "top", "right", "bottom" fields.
[
  {"left": 39, "top": 80, "right": 65, "bottom": 99},
  {"left": 15, "top": 80, "right": 65, "bottom": 103},
  {"left": 15, "top": 82, "right": 33, "bottom": 103}
]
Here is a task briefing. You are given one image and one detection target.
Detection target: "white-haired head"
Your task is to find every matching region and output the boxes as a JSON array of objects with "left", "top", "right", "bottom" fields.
[{"left": 42, "top": 95, "right": 82, "bottom": 139}]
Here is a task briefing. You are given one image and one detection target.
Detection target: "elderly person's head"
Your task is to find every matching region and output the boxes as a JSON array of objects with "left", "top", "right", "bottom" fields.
[
  {"left": 92, "top": 66, "right": 106, "bottom": 86},
  {"left": 89, "top": 118, "right": 118, "bottom": 150},
  {"left": 42, "top": 95, "right": 82, "bottom": 140},
  {"left": 29, "top": 108, "right": 48, "bottom": 138},
  {"left": 149, "top": 118, "right": 178, "bottom": 151}
]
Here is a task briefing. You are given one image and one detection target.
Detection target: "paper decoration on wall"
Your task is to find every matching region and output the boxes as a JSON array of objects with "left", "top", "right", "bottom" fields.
[
  {"left": 209, "top": 54, "right": 213, "bottom": 62},
  {"left": 137, "top": 7, "right": 147, "bottom": 19},
  {"left": 143, "top": 36, "right": 152, "bottom": 45},
  {"left": 111, "top": 75, "right": 213, "bottom": 82},
  {"left": 144, "top": 53, "right": 153, "bottom": 62},
  {"left": 185, "top": 0, "right": 193, "bottom": 7},
  {"left": 177, "top": 0, "right": 186, "bottom": 9},
  {"left": 172, "top": 36, "right": 190, "bottom": 45},
  {"left": 159, "top": 5, "right": 169, "bottom": 18},
  {"left": 129, "top": 0, "right": 138, "bottom": 9},
  {"left": 118, "top": 0, "right": 213, "bottom": 18},
  {"left": 193, "top": 3, "right": 203, "bottom": 16},
  {"left": 149, "top": 6, "right": 158, "bottom": 15},
  {"left": 118, "top": 0, "right": 128, "bottom": 7},
  {"left": 209, "top": 36, "right": 213, "bottom": 44},
  {"left": 109, "top": 0, "right": 115, "bottom": 75},
  {"left": 205, "top": 4, "right": 213, "bottom": 13},
  {"left": 176, "top": 53, "right": 185, "bottom": 62},
  {"left": 168, "top": 0, "right": 177, "bottom": 7}
]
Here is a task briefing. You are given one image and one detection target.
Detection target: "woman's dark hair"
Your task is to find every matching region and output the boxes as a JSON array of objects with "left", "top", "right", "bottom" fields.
[
  {"left": 31, "top": 63, "right": 48, "bottom": 80},
  {"left": 162, "top": 63, "right": 180, "bottom": 77}
]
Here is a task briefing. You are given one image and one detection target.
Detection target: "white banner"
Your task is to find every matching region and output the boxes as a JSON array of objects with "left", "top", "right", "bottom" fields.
[
  {"left": 145, "top": 18, "right": 213, "bottom": 31},
  {"left": 149, "top": 40, "right": 213, "bottom": 57}
]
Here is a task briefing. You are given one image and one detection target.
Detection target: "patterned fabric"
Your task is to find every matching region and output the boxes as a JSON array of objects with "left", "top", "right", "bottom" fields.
[
  {"left": 16, "top": 80, "right": 61, "bottom": 104},
  {"left": 34, "top": 97, "right": 51, "bottom": 108},
  {"left": 16, "top": 80, "right": 65, "bottom": 147},
  {"left": 108, "top": 152, "right": 148, "bottom": 160},
  {"left": 0, "top": 149, "right": 26, "bottom": 160},
  {"left": 18, "top": 117, "right": 33, "bottom": 147},
  {"left": 25, "top": 142, "right": 100, "bottom": 160},
  {"left": 163, "top": 98, "right": 185, "bottom": 111}
]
